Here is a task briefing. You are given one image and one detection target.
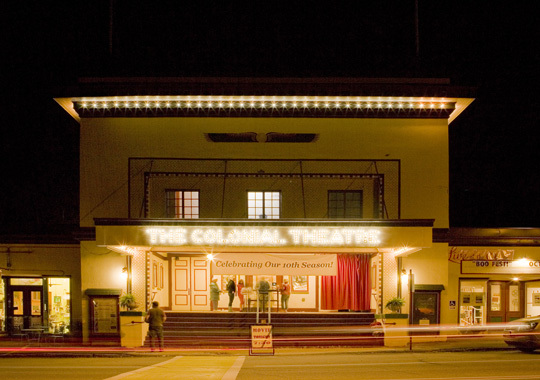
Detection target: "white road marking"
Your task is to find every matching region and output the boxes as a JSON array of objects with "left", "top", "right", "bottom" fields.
[
  {"left": 221, "top": 356, "right": 245, "bottom": 380},
  {"left": 102, "top": 356, "right": 183, "bottom": 380}
]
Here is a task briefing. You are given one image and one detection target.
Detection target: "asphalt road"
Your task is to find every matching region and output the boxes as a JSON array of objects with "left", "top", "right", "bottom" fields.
[{"left": 1, "top": 351, "right": 540, "bottom": 380}]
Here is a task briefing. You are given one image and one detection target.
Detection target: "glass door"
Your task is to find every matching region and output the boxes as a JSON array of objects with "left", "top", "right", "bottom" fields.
[
  {"left": 487, "top": 281, "right": 523, "bottom": 323},
  {"left": 8, "top": 287, "right": 43, "bottom": 330}
]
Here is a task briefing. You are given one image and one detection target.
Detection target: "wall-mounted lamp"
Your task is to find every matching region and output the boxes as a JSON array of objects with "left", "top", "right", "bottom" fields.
[
  {"left": 401, "top": 269, "right": 409, "bottom": 286},
  {"left": 512, "top": 277, "right": 520, "bottom": 282},
  {"left": 121, "top": 266, "right": 128, "bottom": 281}
]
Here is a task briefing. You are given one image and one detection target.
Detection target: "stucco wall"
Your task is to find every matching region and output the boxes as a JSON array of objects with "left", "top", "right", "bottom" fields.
[
  {"left": 80, "top": 117, "right": 449, "bottom": 227},
  {"left": 403, "top": 243, "right": 453, "bottom": 324},
  {"left": 80, "top": 241, "right": 125, "bottom": 341}
]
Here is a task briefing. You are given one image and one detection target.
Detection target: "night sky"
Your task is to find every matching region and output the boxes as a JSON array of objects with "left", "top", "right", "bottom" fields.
[{"left": 2, "top": 1, "right": 538, "bottom": 233}]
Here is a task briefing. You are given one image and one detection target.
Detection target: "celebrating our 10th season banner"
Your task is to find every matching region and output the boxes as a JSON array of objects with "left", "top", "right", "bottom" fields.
[{"left": 211, "top": 253, "right": 338, "bottom": 276}]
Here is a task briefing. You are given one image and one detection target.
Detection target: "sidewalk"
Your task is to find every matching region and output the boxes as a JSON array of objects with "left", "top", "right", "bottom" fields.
[{"left": 0, "top": 334, "right": 512, "bottom": 357}]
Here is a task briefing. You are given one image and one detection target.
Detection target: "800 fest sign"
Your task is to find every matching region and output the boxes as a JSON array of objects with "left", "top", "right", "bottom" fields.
[{"left": 461, "top": 259, "right": 540, "bottom": 274}]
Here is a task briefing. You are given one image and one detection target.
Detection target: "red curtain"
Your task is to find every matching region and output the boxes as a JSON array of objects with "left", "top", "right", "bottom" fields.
[{"left": 321, "top": 254, "right": 371, "bottom": 311}]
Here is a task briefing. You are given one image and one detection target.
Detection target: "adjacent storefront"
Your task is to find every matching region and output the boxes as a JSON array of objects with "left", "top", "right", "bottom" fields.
[
  {"left": 450, "top": 247, "right": 540, "bottom": 326},
  {"left": 0, "top": 243, "right": 81, "bottom": 337},
  {"left": 3, "top": 277, "right": 71, "bottom": 334}
]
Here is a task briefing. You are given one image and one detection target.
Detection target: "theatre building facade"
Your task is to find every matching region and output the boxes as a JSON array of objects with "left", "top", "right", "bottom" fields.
[
  {"left": 3, "top": 77, "right": 538, "bottom": 342},
  {"left": 62, "top": 77, "right": 472, "bottom": 341}
]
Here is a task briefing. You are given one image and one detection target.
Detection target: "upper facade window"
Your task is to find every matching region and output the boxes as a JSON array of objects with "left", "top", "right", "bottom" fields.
[
  {"left": 248, "top": 191, "right": 280, "bottom": 219},
  {"left": 166, "top": 190, "right": 199, "bottom": 218},
  {"left": 328, "top": 190, "right": 363, "bottom": 218}
]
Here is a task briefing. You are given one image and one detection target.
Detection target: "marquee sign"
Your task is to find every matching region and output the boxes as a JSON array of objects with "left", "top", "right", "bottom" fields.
[
  {"left": 145, "top": 226, "right": 380, "bottom": 247},
  {"left": 96, "top": 224, "right": 433, "bottom": 251}
]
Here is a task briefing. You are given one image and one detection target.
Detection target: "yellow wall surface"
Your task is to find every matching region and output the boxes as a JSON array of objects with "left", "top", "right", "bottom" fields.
[
  {"left": 80, "top": 117, "right": 449, "bottom": 227},
  {"left": 80, "top": 241, "right": 125, "bottom": 341},
  {"left": 403, "top": 243, "right": 453, "bottom": 324}
]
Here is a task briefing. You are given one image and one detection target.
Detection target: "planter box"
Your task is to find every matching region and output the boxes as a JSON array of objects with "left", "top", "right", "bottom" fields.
[
  {"left": 376, "top": 313, "right": 409, "bottom": 347},
  {"left": 119, "top": 311, "right": 148, "bottom": 348},
  {"left": 376, "top": 313, "right": 409, "bottom": 319}
]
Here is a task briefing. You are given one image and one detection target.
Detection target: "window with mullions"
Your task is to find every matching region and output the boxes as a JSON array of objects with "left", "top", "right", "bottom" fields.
[
  {"left": 248, "top": 191, "right": 281, "bottom": 219},
  {"left": 166, "top": 190, "right": 199, "bottom": 218},
  {"left": 328, "top": 190, "right": 363, "bottom": 218}
]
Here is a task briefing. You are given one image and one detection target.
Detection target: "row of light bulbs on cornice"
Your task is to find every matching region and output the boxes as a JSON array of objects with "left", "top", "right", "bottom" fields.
[{"left": 78, "top": 100, "right": 451, "bottom": 110}]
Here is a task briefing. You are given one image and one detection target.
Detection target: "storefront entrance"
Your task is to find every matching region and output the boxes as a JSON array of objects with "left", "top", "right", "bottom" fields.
[
  {"left": 460, "top": 279, "right": 524, "bottom": 326},
  {"left": 8, "top": 286, "right": 43, "bottom": 330},
  {"left": 487, "top": 281, "right": 523, "bottom": 323},
  {"left": 3, "top": 277, "right": 71, "bottom": 334},
  {"left": 171, "top": 255, "right": 210, "bottom": 311}
]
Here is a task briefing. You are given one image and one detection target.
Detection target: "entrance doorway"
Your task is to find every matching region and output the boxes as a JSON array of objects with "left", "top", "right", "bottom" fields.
[
  {"left": 8, "top": 286, "right": 43, "bottom": 330},
  {"left": 171, "top": 255, "right": 210, "bottom": 311},
  {"left": 487, "top": 281, "right": 524, "bottom": 323}
]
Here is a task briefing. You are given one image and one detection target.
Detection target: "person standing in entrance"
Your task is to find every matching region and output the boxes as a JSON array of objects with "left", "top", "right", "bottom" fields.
[
  {"left": 280, "top": 279, "right": 291, "bottom": 312},
  {"left": 145, "top": 301, "right": 166, "bottom": 351},
  {"left": 256, "top": 277, "right": 270, "bottom": 312},
  {"left": 210, "top": 278, "right": 220, "bottom": 311},
  {"left": 237, "top": 279, "right": 245, "bottom": 311},
  {"left": 226, "top": 276, "right": 236, "bottom": 312}
]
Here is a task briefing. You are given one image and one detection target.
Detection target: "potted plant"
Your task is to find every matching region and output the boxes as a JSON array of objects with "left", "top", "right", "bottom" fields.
[
  {"left": 119, "top": 293, "right": 138, "bottom": 311},
  {"left": 385, "top": 297, "right": 405, "bottom": 314}
]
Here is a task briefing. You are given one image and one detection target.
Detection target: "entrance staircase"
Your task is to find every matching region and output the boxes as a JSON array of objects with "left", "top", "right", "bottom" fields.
[{"left": 147, "top": 311, "right": 382, "bottom": 348}]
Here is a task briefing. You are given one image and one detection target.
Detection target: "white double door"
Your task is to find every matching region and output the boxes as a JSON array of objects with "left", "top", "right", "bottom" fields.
[{"left": 171, "top": 256, "right": 210, "bottom": 311}]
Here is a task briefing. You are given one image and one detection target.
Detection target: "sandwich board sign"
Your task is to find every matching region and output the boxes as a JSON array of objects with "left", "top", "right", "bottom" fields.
[{"left": 250, "top": 325, "right": 274, "bottom": 355}]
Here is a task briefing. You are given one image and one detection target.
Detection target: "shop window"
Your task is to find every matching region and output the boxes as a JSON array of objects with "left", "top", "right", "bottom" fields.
[
  {"left": 526, "top": 281, "right": 540, "bottom": 317},
  {"left": 459, "top": 280, "right": 487, "bottom": 326},
  {"left": 328, "top": 191, "right": 363, "bottom": 218},
  {"left": 248, "top": 191, "right": 280, "bottom": 219},
  {"left": 509, "top": 284, "right": 520, "bottom": 312},
  {"left": 10, "top": 278, "right": 43, "bottom": 286},
  {"left": 166, "top": 190, "right": 199, "bottom": 218},
  {"left": 490, "top": 284, "right": 501, "bottom": 311},
  {"left": 13, "top": 291, "right": 24, "bottom": 316},
  {"left": 31, "top": 291, "right": 41, "bottom": 316},
  {"left": 47, "top": 277, "right": 71, "bottom": 334}
]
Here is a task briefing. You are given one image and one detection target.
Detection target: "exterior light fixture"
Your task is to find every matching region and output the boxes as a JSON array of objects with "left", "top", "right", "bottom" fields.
[
  {"left": 71, "top": 95, "right": 456, "bottom": 119},
  {"left": 401, "top": 269, "right": 409, "bottom": 286},
  {"left": 121, "top": 266, "right": 128, "bottom": 281}
]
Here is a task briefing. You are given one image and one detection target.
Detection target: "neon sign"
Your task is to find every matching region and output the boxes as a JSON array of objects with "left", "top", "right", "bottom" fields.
[{"left": 144, "top": 227, "right": 381, "bottom": 247}]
